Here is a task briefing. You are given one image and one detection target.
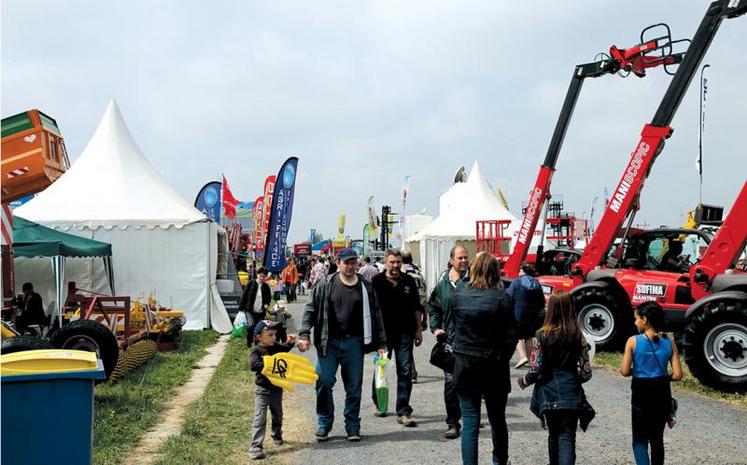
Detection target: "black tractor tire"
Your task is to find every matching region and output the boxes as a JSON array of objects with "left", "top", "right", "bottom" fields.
[
  {"left": 572, "top": 286, "right": 632, "bottom": 351},
  {"left": 1, "top": 335, "right": 54, "bottom": 354},
  {"left": 682, "top": 299, "right": 747, "bottom": 392},
  {"left": 50, "top": 319, "right": 119, "bottom": 379}
]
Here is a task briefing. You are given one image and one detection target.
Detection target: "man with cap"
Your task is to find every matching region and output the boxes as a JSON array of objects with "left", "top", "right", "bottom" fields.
[{"left": 298, "top": 248, "right": 387, "bottom": 442}]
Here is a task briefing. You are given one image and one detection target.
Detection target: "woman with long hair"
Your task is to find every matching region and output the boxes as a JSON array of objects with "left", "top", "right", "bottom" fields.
[
  {"left": 518, "top": 290, "right": 594, "bottom": 465},
  {"left": 449, "top": 252, "right": 517, "bottom": 465},
  {"left": 620, "top": 301, "right": 682, "bottom": 465}
]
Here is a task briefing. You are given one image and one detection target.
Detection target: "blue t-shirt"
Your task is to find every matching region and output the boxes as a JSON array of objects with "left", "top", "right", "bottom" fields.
[{"left": 632, "top": 334, "right": 672, "bottom": 378}]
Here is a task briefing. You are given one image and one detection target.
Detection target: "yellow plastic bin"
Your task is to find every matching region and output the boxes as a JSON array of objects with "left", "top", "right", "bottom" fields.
[{"left": 1, "top": 349, "right": 105, "bottom": 465}]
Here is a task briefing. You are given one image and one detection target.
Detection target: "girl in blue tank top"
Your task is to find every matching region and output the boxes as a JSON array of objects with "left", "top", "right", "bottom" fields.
[{"left": 620, "top": 302, "right": 683, "bottom": 465}]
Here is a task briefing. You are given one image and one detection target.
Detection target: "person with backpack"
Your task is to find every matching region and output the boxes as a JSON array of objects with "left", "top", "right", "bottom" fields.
[
  {"left": 517, "top": 290, "right": 594, "bottom": 465},
  {"left": 620, "top": 301, "right": 683, "bottom": 465},
  {"left": 401, "top": 249, "right": 428, "bottom": 383},
  {"left": 506, "top": 262, "right": 546, "bottom": 368}
]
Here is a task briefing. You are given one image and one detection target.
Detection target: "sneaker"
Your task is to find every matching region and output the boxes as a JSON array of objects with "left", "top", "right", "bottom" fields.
[
  {"left": 397, "top": 415, "right": 417, "bottom": 427},
  {"left": 346, "top": 432, "right": 361, "bottom": 442},
  {"left": 249, "top": 450, "right": 265, "bottom": 460},
  {"left": 315, "top": 429, "right": 329, "bottom": 442},
  {"left": 444, "top": 425, "right": 460, "bottom": 439},
  {"left": 374, "top": 410, "right": 388, "bottom": 417},
  {"left": 272, "top": 436, "right": 284, "bottom": 446}
]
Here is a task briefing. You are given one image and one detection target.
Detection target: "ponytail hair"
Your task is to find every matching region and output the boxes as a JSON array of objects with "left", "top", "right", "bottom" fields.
[{"left": 635, "top": 301, "right": 666, "bottom": 342}]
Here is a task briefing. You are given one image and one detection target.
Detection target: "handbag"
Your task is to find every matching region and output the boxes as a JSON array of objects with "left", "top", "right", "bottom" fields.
[
  {"left": 645, "top": 335, "right": 678, "bottom": 427},
  {"left": 578, "top": 339, "right": 593, "bottom": 383},
  {"left": 430, "top": 334, "right": 455, "bottom": 373}
]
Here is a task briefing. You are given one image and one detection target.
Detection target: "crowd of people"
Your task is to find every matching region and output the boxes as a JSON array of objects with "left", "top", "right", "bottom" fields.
[{"left": 242, "top": 246, "right": 681, "bottom": 465}]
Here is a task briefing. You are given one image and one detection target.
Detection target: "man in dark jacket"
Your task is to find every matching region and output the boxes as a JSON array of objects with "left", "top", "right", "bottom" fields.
[
  {"left": 298, "top": 248, "right": 387, "bottom": 442},
  {"left": 371, "top": 249, "right": 423, "bottom": 426},
  {"left": 427, "top": 245, "right": 469, "bottom": 439},
  {"left": 16, "top": 282, "right": 47, "bottom": 332},
  {"left": 239, "top": 267, "right": 272, "bottom": 346}
]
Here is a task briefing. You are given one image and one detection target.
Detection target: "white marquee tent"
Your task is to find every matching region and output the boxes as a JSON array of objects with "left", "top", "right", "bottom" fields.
[
  {"left": 15, "top": 100, "right": 231, "bottom": 332},
  {"left": 405, "top": 161, "right": 517, "bottom": 290}
]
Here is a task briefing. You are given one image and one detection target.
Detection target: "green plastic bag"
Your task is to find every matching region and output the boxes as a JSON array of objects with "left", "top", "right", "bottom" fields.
[
  {"left": 373, "top": 353, "right": 390, "bottom": 414},
  {"left": 232, "top": 324, "right": 248, "bottom": 338}
]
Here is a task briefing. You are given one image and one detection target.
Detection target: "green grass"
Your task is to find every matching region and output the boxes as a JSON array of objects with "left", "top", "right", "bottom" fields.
[
  {"left": 93, "top": 330, "right": 219, "bottom": 465},
  {"left": 154, "top": 336, "right": 256, "bottom": 465},
  {"left": 593, "top": 351, "right": 747, "bottom": 409}
]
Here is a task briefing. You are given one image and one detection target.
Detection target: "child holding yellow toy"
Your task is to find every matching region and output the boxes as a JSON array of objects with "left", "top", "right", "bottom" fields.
[{"left": 249, "top": 320, "right": 297, "bottom": 460}]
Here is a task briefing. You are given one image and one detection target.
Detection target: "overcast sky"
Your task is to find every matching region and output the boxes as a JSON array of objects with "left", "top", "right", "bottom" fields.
[{"left": 2, "top": 1, "right": 745, "bottom": 243}]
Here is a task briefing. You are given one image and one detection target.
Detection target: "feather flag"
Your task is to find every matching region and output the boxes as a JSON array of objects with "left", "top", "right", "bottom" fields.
[
  {"left": 263, "top": 157, "right": 299, "bottom": 272},
  {"left": 497, "top": 188, "right": 509, "bottom": 211},
  {"left": 396, "top": 175, "right": 412, "bottom": 246},
  {"left": 367, "top": 195, "right": 379, "bottom": 233},
  {"left": 336, "top": 213, "right": 346, "bottom": 241}
]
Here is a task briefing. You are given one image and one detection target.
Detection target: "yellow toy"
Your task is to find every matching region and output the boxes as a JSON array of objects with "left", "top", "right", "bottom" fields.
[{"left": 260, "top": 352, "right": 318, "bottom": 392}]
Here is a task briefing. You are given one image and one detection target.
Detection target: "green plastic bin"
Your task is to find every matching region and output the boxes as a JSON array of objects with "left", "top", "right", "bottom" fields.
[{"left": 1, "top": 352, "right": 105, "bottom": 465}]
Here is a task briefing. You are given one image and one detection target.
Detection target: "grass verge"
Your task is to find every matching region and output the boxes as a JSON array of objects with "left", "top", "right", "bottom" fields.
[
  {"left": 593, "top": 351, "right": 747, "bottom": 409},
  {"left": 93, "top": 330, "right": 219, "bottom": 465},
  {"left": 153, "top": 336, "right": 257, "bottom": 465}
]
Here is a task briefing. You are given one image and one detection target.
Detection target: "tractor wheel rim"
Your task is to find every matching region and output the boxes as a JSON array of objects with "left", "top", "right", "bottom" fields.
[
  {"left": 579, "top": 304, "right": 614, "bottom": 343},
  {"left": 704, "top": 323, "right": 747, "bottom": 377},
  {"left": 62, "top": 335, "right": 101, "bottom": 357}
]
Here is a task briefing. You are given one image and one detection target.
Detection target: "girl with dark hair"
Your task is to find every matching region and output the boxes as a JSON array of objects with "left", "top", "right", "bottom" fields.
[
  {"left": 449, "top": 252, "right": 517, "bottom": 465},
  {"left": 518, "top": 290, "right": 594, "bottom": 465},
  {"left": 620, "top": 301, "right": 683, "bottom": 465}
]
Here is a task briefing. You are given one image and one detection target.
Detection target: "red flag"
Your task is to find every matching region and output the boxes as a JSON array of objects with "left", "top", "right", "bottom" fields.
[
  {"left": 253, "top": 196, "right": 265, "bottom": 249},
  {"left": 261, "top": 175, "right": 276, "bottom": 242},
  {"left": 222, "top": 175, "right": 239, "bottom": 220}
]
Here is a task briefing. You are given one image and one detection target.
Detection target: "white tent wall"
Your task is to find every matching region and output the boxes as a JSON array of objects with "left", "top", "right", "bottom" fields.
[{"left": 89, "top": 222, "right": 211, "bottom": 330}]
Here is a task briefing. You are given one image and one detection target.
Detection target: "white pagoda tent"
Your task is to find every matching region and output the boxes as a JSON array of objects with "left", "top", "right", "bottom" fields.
[
  {"left": 15, "top": 100, "right": 231, "bottom": 332},
  {"left": 405, "top": 161, "right": 517, "bottom": 290}
]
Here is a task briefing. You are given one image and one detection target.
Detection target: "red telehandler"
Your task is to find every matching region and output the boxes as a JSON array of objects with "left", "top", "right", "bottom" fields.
[
  {"left": 502, "top": 24, "right": 686, "bottom": 279},
  {"left": 530, "top": 0, "right": 747, "bottom": 390}
]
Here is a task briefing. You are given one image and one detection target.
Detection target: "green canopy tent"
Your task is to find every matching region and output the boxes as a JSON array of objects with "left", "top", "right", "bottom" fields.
[{"left": 13, "top": 216, "right": 116, "bottom": 322}]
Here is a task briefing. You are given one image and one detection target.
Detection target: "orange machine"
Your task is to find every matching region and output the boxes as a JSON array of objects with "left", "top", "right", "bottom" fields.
[{"left": 1, "top": 109, "right": 69, "bottom": 203}]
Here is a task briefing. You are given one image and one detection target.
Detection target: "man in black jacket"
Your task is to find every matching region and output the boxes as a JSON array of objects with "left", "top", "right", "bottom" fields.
[
  {"left": 16, "top": 282, "right": 47, "bottom": 332},
  {"left": 239, "top": 267, "right": 272, "bottom": 346},
  {"left": 371, "top": 249, "right": 422, "bottom": 426}
]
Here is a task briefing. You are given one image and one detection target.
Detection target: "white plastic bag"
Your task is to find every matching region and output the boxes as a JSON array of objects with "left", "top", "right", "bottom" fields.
[{"left": 233, "top": 310, "right": 247, "bottom": 327}]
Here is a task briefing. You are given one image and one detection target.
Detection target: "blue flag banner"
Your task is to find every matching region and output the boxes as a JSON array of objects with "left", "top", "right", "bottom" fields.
[
  {"left": 194, "top": 181, "right": 222, "bottom": 223},
  {"left": 263, "top": 157, "right": 299, "bottom": 272}
]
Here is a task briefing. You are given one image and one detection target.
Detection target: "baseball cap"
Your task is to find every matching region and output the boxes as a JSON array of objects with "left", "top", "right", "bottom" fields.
[
  {"left": 337, "top": 248, "right": 359, "bottom": 262},
  {"left": 254, "top": 319, "right": 280, "bottom": 337}
]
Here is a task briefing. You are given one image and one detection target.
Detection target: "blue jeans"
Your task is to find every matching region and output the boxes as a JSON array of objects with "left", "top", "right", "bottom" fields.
[
  {"left": 316, "top": 335, "right": 364, "bottom": 434},
  {"left": 545, "top": 410, "right": 578, "bottom": 465},
  {"left": 444, "top": 370, "right": 461, "bottom": 428},
  {"left": 455, "top": 354, "right": 510, "bottom": 465},
  {"left": 371, "top": 334, "right": 414, "bottom": 416},
  {"left": 631, "top": 404, "right": 666, "bottom": 465}
]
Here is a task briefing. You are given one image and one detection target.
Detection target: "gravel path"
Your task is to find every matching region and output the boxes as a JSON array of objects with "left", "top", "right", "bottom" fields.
[{"left": 284, "top": 297, "right": 747, "bottom": 465}]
